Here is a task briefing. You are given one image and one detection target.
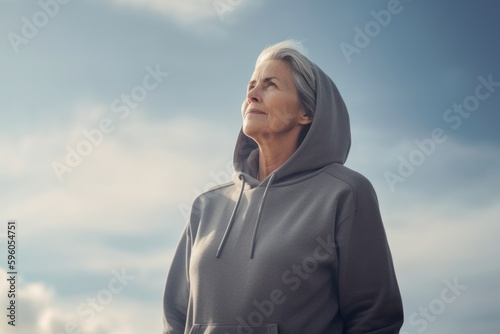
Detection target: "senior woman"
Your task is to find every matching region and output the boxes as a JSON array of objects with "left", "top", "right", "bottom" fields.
[{"left": 163, "top": 40, "right": 404, "bottom": 333}]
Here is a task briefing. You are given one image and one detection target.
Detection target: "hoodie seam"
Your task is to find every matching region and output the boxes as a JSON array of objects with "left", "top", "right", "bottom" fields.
[
  {"left": 322, "top": 169, "right": 359, "bottom": 230},
  {"left": 196, "top": 181, "right": 235, "bottom": 199},
  {"left": 336, "top": 209, "right": 356, "bottom": 232}
]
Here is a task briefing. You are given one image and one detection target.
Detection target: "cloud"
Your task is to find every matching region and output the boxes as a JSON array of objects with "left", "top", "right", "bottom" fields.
[
  {"left": 107, "top": 0, "right": 255, "bottom": 25},
  {"left": 0, "top": 268, "right": 161, "bottom": 334},
  {"left": 0, "top": 105, "right": 237, "bottom": 311},
  {"left": 385, "top": 194, "right": 500, "bottom": 334},
  {"left": 345, "top": 124, "right": 500, "bottom": 332},
  {"left": 387, "top": 198, "right": 499, "bottom": 275},
  {"left": 1, "top": 105, "right": 235, "bottom": 236},
  {"left": 110, "top": 0, "right": 214, "bottom": 22},
  {"left": 348, "top": 122, "right": 500, "bottom": 202},
  {"left": 101, "top": 0, "right": 265, "bottom": 35}
]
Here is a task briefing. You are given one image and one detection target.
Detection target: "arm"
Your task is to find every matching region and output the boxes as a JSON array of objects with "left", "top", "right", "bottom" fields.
[
  {"left": 336, "top": 177, "right": 404, "bottom": 333},
  {"left": 162, "top": 224, "right": 191, "bottom": 334}
]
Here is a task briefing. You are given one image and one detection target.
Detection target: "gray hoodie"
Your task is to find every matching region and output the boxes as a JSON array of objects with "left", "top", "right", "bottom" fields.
[{"left": 163, "top": 63, "right": 404, "bottom": 334}]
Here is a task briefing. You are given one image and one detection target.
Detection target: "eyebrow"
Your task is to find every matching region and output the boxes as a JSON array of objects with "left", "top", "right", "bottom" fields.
[{"left": 248, "top": 77, "right": 280, "bottom": 87}]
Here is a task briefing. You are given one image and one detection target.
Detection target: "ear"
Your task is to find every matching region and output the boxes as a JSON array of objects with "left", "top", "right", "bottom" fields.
[{"left": 298, "top": 113, "right": 313, "bottom": 125}]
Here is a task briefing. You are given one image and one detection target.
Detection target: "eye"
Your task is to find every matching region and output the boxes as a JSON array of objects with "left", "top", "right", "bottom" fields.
[{"left": 266, "top": 81, "right": 276, "bottom": 87}]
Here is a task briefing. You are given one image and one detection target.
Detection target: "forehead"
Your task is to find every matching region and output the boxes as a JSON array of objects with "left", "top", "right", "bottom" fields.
[{"left": 250, "top": 59, "right": 293, "bottom": 84}]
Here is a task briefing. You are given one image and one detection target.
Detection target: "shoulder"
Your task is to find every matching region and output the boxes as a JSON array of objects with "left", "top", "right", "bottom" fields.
[
  {"left": 323, "top": 165, "right": 383, "bottom": 231},
  {"left": 186, "top": 181, "right": 235, "bottom": 231},
  {"left": 321, "top": 164, "right": 380, "bottom": 213},
  {"left": 193, "top": 181, "right": 235, "bottom": 204},
  {"left": 322, "top": 163, "right": 376, "bottom": 194}
]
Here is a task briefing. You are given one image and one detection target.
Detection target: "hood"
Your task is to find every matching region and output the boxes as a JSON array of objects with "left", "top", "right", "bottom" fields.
[
  {"left": 233, "top": 62, "right": 351, "bottom": 185},
  {"left": 216, "top": 61, "right": 351, "bottom": 259}
]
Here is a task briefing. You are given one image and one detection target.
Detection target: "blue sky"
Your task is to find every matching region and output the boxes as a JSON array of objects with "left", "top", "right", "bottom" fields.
[{"left": 1, "top": 0, "right": 499, "bottom": 333}]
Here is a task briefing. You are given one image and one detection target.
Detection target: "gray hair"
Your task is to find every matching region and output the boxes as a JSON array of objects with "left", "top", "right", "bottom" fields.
[{"left": 255, "top": 40, "right": 316, "bottom": 118}]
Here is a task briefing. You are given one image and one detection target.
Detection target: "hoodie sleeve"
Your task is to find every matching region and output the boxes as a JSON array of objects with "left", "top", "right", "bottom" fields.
[
  {"left": 162, "top": 223, "right": 191, "bottom": 334},
  {"left": 335, "top": 175, "right": 404, "bottom": 333}
]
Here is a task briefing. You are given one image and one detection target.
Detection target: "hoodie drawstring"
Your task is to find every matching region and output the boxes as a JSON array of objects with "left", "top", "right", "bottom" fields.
[
  {"left": 249, "top": 173, "right": 275, "bottom": 259},
  {"left": 215, "top": 173, "right": 276, "bottom": 259},
  {"left": 215, "top": 174, "right": 246, "bottom": 258}
]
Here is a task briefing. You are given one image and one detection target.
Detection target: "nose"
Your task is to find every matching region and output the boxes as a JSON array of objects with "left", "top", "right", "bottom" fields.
[{"left": 246, "top": 86, "right": 261, "bottom": 104}]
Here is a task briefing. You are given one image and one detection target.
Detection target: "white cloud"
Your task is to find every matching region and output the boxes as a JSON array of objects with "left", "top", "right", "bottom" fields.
[
  {"left": 349, "top": 123, "right": 500, "bottom": 201},
  {"left": 387, "top": 198, "right": 500, "bottom": 276},
  {"left": 1, "top": 108, "right": 228, "bottom": 333},
  {"left": 384, "top": 197, "right": 500, "bottom": 334},
  {"left": 106, "top": 0, "right": 259, "bottom": 27},
  {"left": 0, "top": 268, "right": 161, "bottom": 334},
  {"left": 0, "top": 106, "right": 236, "bottom": 320},
  {"left": 111, "top": 0, "right": 214, "bottom": 22},
  {"left": 47, "top": 239, "right": 176, "bottom": 282},
  {"left": 1, "top": 106, "right": 235, "bottom": 236}
]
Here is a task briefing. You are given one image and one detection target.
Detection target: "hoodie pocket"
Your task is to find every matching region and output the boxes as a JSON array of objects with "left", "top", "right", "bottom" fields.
[{"left": 189, "top": 323, "right": 278, "bottom": 334}]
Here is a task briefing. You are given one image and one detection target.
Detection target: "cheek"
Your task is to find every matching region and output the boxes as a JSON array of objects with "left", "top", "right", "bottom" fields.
[
  {"left": 241, "top": 100, "right": 248, "bottom": 117},
  {"left": 270, "top": 99, "right": 298, "bottom": 123}
]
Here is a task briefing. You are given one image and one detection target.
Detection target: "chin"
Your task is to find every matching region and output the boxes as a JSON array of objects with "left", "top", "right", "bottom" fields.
[{"left": 242, "top": 122, "right": 262, "bottom": 140}]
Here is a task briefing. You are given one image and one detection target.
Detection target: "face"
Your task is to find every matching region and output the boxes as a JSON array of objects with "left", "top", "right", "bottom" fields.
[{"left": 241, "top": 59, "right": 311, "bottom": 144}]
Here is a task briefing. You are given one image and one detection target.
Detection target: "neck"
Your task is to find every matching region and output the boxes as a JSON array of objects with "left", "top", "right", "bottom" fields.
[{"left": 257, "top": 131, "right": 300, "bottom": 181}]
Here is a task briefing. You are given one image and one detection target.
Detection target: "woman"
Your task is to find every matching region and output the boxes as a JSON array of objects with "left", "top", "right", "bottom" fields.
[{"left": 163, "top": 40, "right": 404, "bottom": 334}]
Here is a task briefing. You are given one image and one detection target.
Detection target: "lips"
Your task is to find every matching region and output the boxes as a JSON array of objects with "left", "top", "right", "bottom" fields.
[{"left": 246, "top": 108, "right": 266, "bottom": 115}]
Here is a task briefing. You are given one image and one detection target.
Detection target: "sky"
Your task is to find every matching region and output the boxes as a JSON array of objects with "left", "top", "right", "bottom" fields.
[{"left": 1, "top": 0, "right": 499, "bottom": 333}]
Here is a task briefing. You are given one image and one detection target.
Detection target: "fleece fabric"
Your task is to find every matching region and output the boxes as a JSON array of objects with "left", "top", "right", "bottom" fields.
[{"left": 163, "top": 63, "right": 404, "bottom": 334}]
